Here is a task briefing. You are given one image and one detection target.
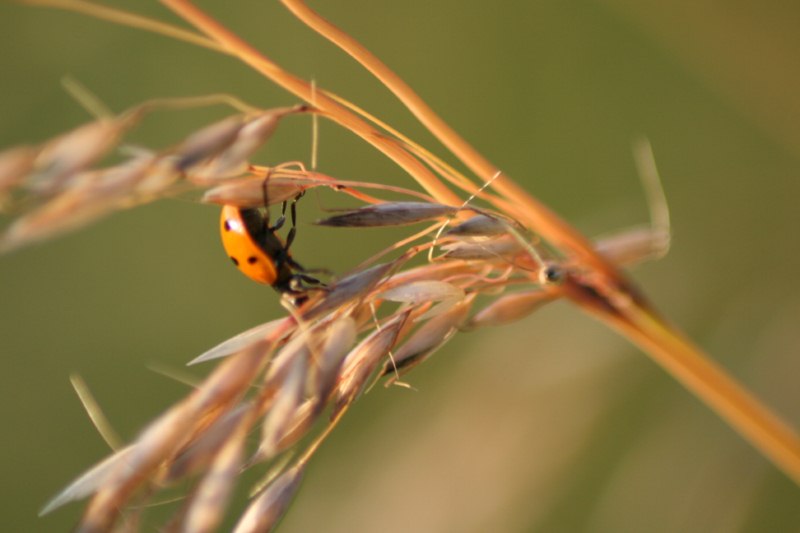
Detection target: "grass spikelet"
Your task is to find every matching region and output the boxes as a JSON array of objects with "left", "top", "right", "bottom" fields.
[
  {"left": 1, "top": 154, "right": 153, "bottom": 251},
  {"left": 39, "top": 446, "right": 136, "bottom": 517},
  {"left": 173, "top": 114, "right": 248, "bottom": 172},
  {"left": 188, "top": 318, "right": 284, "bottom": 365},
  {"left": 380, "top": 295, "right": 475, "bottom": 380},
  {"left": 439, "top": 235, "right": 524, "bottom": 261},
  {"left": 259, "top": 354, "right": 307, "bottom": 460},
  {"left": 444, "top": 213, "right": 521, "bottom": 237},
  {"left": 29, "top": 118, "right": 131, "bottom": 191},
  {"left": 305, "top": 317, "right": 357, "bottom": 411},
  {"left": 334, "top": 311, "right": 410, "bottom": 413},
  {"left": 0, "top": 145, "right": 36, "bottom": 197},
  {"left": 182, "top": 416, "right": 249, "bottom": 533},
  {"left": 0, "top": 100, "right": 305, "bottom": 251},
  {"left": 465, "top": 289, "right": 555, "bottom": 330},
  {"left": 314, "top": 201, "right": 458, "bottom": 227},
  {"left": 166, "top": 405, "right": 249, "bottom": 481},
  {"left": 201, "top": 176, "right": 311, "bottom": 208},
  {"left": 232, "top": 464, "right": 304, "bottom": 533}
]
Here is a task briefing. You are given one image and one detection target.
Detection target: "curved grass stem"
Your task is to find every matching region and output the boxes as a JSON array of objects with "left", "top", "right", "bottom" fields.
[
  {"left": 159, "top": 0, "right": 462, "bottom": 207},
  {"left": 562, "top": 278, "right": 800, "bottom": 485},
  {"left": 280, "top": 0, "right": 622, "bottom": 282},
  {"left": 279, "top": 0, "right": 800, "bottom": 485},
  {"left": 23, "top": 0, "right": 225, "bottom": 53}
]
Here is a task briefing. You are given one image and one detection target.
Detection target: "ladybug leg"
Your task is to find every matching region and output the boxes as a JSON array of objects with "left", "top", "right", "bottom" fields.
[
  {"left": 271, "top": 201, "right": 287, "bottom": 232},
  {"left": 281, "top": 191, "right": 308, "bottom": 249},
  {"left": 285, "top": 225, "right": 297, "bottom": 251},
  {"left": 288, "top": 272, "right": 327, "bottom": 293},
  {"left": 290, "top": 194, "right": 299, "bottom": 227},
  {"left": 298, "top": 273, "right": 327, "bottom": 286},
  {"left": 285, "top": 255, "right": 305, "bottom": 272},
  {"left": 284, "top": 253, "right": 332, "bottom": 277}
]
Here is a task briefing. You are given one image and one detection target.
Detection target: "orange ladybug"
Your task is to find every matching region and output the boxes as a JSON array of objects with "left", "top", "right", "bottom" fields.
[{"left": 220, "top": 202, "right": 323, "bottom": 297}]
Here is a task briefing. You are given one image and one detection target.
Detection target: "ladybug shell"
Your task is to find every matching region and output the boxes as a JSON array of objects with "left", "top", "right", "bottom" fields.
[{"left": 220, "top": 205, "right": 291, "bottom": 286}]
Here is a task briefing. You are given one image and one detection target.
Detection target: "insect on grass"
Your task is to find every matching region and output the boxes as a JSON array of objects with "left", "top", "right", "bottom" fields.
[{"left": 2, "top": 1, "right": 800, "bottom": 532}]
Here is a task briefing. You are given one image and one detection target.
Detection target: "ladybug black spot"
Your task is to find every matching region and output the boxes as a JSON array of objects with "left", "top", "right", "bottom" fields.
[
  {"left": 230, "top": 256, "right": 239, "bottom": 266},
  {"left": 224, "top": 220, "right": 232, "bottom": 231},
  {"left": 247, "top": 256, "right": 258, "bottom": 265}
]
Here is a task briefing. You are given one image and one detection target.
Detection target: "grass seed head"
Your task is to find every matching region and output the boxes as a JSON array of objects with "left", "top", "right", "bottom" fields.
[
  {"left": 444, "top": 212, "right": 518, "bottom": 237},
  {"left": 314, "top": 201, "right": 458, "bottom": 227},
  {"left": 232, "top": 465, "right": 304, "bottom": 533},
  {"left": 380, "top": 295, "right": 474, "bottom": 380},
  {"left": 0, "top": 145, "right": 36, "bottom": 196},
  {"left": 29, "top": 118, "right": 130, "bottom": 191}
]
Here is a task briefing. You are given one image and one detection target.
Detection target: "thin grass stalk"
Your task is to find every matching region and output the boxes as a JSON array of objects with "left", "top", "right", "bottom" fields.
[
  {"left": 280, "top": 0, "right": 619, "bottom": 280},
  {"left": 158, "top": 0, "right": 462, "bottom": 207},
  {"left": 610, "top": 299, "right": 800, "bottom": 482},
  {"left": 25, "top": 0, "right": 226, "bottom": 53},
  {"left": 561, "top": 277, "right": 800, "bottom": 484}
]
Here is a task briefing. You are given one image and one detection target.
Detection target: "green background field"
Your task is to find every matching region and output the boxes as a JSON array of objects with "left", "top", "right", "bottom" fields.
[{"left": 1, "top": 1, "right": 799, "bottom": 530}]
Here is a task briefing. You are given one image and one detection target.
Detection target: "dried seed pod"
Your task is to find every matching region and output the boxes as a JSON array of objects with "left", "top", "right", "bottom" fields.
[
  {"left": 232, "top": 464, "right": 304, "bottom": 533},
  {"left": 189, "top": 318, "right": 285, "bottom": 365},
  {"left": 380, "top": 296, "right": 473, "bottom": 379},
  {"left": 29, "top": 119, "right": 129, "bottom": 190},
  {"left": 40, "top": 445, "right": 136, "bottom": 516},
  {"left": 259, "top": 354, "right": 306, "bottom": 460},
  {"left": 175, "top": 115, "right": 246, "bottom": 172},
  {"left": 315, "top": 201, "right": 456, "bottom": 227},
  {"left": 465, "top": 290, "right": 555, "bottom": 330},
  {"left": 335, "top": 312, "right": 409, "bottom": 414},
  {"left": 0, "top": 157, "right": 151, "bottom": 252},
  {"left": 444, "top": 213, "right": 516, "bottom": 237},
  {"left": 439, "top": 236, "right": 523, "bottom": 260},
  {"left": 594, "top": 226, "right": 671, "bottom": 266},
  {"left": 258, "top": 317, "right": 355, "bottom": 458},
  {"left": 166, "top": 405, "right": 249, "bottom": 480},
  {"left": 380, "top": 280, "right": 466, "bottom": 320},
  {"left": 380, "top": 280, "right": 464, "bottom": 305},
  {"left": 306, "top": 317, "right": 357, "bottom": 408},
  {"left": 132, "top": 154, "right": 180, "bottom": 195},
  {"left": 0, "top": 145, "right": 36, "bottom": 194},
  {"left": 77, "top": 346, "right": 271, "bottom": 530},
  {"left": 201, "top": 176, "right": 309, "bottom": 208},
  {"left": 193, "top": 111, "right": 284, "bottom": 179},
  {"left": 264, "top": 320, "right": 323, "bottom": 387},
  {"left": 182, "top": 410, "right": 251, "bottom": 533},
  {"left": 272, "top": 399, "right": 316, "bottom": 454},
  {"left": 306, "top": 261, "right": 397, "bottom": 319}
]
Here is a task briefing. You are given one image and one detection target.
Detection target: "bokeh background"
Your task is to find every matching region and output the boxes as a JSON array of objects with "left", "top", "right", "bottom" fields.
[{"left": 1, "top": 1, "right": 799, "bottom": 531}]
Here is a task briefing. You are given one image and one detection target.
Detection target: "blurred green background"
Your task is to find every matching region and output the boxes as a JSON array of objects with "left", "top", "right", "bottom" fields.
[{"left": 1, "top": 1, "right": 799, "bottom": 531}]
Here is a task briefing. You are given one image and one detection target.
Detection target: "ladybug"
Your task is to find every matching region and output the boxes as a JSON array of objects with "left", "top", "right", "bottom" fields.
[{"left": 220, "top": 197, "right": 324, "bottom": 299}]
